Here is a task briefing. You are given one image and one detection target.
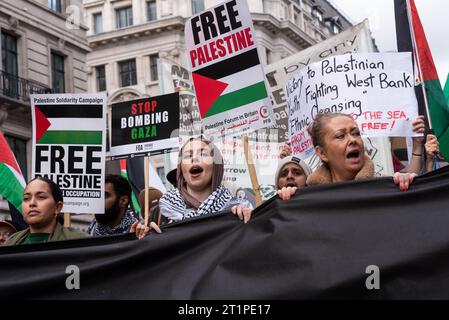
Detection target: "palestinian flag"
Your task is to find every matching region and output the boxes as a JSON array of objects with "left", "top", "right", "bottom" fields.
[
  {"left": 192, "top": 48, "right": 268, "bottom": 118},
  {"left": 0, "top": 131, "right": 26, "bottom": 212},
  {"left": 395, "top": 0, "right": 449, "bottom": 160},
  {"left": 444, "top": 73, "right": 449, "bottom": 104},
  {"left": 119, "top": 159, "right": 141, "bottom": 214},
  {"left": 34, "top": 104, "right": 103, "bottom": 145}
]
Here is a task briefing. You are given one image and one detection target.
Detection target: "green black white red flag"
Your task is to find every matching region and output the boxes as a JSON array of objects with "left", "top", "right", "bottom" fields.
[
  {"left": 395, "top": 0, "right": 449, "bottom": 160},
  {"left": 0, "top": 131, "right": 26, "bottom": 213}
]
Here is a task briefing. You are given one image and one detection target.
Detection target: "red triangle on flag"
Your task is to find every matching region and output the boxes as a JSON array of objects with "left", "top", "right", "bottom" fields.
[
  {"left": 35, "top": 106, "right": 51, "bottom": 143},
  {"left": 0, "top": 131, "right": 23, "bottom": 175},
  {"left": 192, "top": 73, "right": 228, "bottom": 118}
]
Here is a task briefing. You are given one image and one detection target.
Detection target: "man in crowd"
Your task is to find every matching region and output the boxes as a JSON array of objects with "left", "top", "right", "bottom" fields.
[
  {"left": 0, "top": 220, "right": 17, "bottom": 245},
  {"left": 88, "top": 175, "right": 139, "bottom": 237}
]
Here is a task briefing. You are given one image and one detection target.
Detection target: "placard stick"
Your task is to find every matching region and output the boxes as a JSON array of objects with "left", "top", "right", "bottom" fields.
[
  {"left": 144, "top": 156, "right": 150, "bottom": 226},
  {"left": 242, "top": 135, "right": 263, "bottom": 207},
  {"left": 63, "top": 213, "right": 71, "bottom": 228}
]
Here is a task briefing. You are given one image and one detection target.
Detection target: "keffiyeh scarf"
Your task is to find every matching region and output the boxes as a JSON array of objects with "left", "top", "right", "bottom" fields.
[
  {"left": 88, "top": 208, "right": 139, "bottom": 237},
  {"left": 159, "top": 186, "right": 236, "bottom": 222}
]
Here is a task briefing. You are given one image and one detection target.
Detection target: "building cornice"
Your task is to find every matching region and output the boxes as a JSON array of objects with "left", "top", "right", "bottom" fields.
[
  {"left": 0, "top": 1, "right": 91, "bottom": 53},
  {"left": 88, "top": 16, "right": 186, "bottom": 47},
  {"left": 251, "top": 13, "right": 316, "bottom": 49}
]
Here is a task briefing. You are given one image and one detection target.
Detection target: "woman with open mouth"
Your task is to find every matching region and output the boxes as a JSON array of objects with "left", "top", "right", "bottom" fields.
[
  {"left": 308, "top": 112, "right": 417, "bottom": 187},
  {"left": 133, "top": 136, "right": 252, "bottom": 239},
  {"left": 278, "top": 112, "right": 417, "bottom": 200},
  {"left": 4, "top": 177, "right": 88, "bottom": 246}
]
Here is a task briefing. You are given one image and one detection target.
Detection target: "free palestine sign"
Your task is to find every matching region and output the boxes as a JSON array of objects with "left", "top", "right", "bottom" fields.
[
  {"left": 185, "top": 0, "right": 274, "bottom": 136},
  {"left": 31, "top": 93, "right": 106, "bottom": 214}
]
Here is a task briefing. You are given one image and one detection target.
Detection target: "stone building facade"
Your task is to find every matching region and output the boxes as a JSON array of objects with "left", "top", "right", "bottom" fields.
[{"left": 0, "top": 0, "right": 90, "bottom": 225}]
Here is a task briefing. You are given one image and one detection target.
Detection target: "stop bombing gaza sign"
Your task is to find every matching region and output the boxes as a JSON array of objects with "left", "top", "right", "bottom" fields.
[
  {"left": 185, "top": 0, "right": 274, "bottom": 136},
  {"left": 31, "top": 93, "right": 106, "bottom": 214},
  {"left": 110, "top": 92, "right": 180, "bottom": 159}
]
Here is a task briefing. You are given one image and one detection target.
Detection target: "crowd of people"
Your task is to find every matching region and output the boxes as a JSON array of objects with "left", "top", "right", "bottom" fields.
[{"left": 0, "top": 112, "right": 445, "bottom": 246}]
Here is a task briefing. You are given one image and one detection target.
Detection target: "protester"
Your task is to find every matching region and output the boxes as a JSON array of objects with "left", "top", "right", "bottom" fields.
[
  {"left": 3, "top": 177, "right": 88, "bottom": 245},
  {"left": 308, "top": 112, "right": 416, "bottom": 185},
  {"left": 278, "top": 113, "right": 417, "bottom": 200},
  {"left": 132, "top": 136, "right": 252, "bottom": 239},
  {"left": 0, "top": 220, "right": 17, "bottom": 245},
  {"left": 88, "top": 174, "right": 139, "bottom": 237},
  {"left": 275, "top": 156, "right": 312, "bottom": 201}
]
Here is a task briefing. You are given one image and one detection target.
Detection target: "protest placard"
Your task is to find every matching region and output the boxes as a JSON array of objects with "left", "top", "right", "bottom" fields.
[
  {"left": 110, "top": 93, "right": 180, "bottom": 159},
  {"left": 160, "top": 59, "right": 202, "bottom": 145},
  {"left": 185, "top": 0, "right": 273, "bottom": 136},
  {"left": 287, "top": 52, "right": 419, "bottom": 159},
  {"left": 265, "top": 19, "right": 374, "bottom": 142},
  {"left": 31, "top": 93, "right": 106, "bottom": 214}
]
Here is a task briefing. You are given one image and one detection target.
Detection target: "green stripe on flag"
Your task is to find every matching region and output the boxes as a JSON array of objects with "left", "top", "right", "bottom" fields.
[
  {"left": 205, "top": 81, "right": 268, "bottom": 118},
  {"left": 426, "top": 80, "right": 449, "bottom": 135},
  {"left": 425, "top": 79, "right": 449, "bottom": 161},
  {"left": 0, "top": 163, "right": 25, "bottom": 212},
  {"left": 444, "top": 73, "right": 449, "bottom": 105},
  {"left": 37, "top": 131, "right": 102, "bottom": 145}
]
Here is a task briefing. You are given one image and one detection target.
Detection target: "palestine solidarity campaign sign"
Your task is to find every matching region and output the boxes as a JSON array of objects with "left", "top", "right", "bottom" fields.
[
  {"left": 110, "top": 93, "right": 180, "bottom": 159},
  {"left": 31, "top": 93, "right": 106, "bottom": 214},
  {"left": 185, "top": 0, "right": 274, "bottom": 136}
]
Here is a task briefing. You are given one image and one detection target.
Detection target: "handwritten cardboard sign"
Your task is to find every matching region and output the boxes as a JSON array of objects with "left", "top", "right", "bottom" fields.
[{"left": 287, "top": 52, "right": 419, "bottom": 159}]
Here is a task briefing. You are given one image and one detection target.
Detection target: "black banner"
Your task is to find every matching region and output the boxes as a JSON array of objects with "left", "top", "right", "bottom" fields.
[{"left": 2, "top": 166, "right": 449, "bottom": 299}]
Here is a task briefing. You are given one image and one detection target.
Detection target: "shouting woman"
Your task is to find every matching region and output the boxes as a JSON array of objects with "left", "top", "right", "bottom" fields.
[{"left": 133, "top": 136, "right": 252, "bottom": 238}]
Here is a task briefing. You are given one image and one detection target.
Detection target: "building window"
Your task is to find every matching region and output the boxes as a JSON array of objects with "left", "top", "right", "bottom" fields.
[
  {"left": 312, "top": 6, "right": 323, "bottom": 22},
  {"left": 119, "top": 59, "right": 137, "bottom": 87},
  {"left": 116, "top": 6, "right": 133, "bottom": 29},
  {"left": 265, "top": 48, "right": 272, "bottom": 65},
  {"left": 51, "top": 52, "right": 65, "bottom": 93},
  {"left": 1, "top": 32, "right": 18, "bottom": 76},
  {"left": 93, "top": 13, "right": 103, "bottom": 34},
  {"left": 147, "top": 0, "right": 157, "bottom": 21},
  {"left": 280, "top": 3, "right": 288, "bottom": 20},
  {"left": 96, "top": 65, "right": 106, "bottom": 91},
  {"left": 192, "top": 0, "right": 204, "bottom": 15},
  {"left": 150, "top": 54, "right": 158, "bottom": 81},
  {"left": 48, "top": 0, "right": 62, "bottom": 13},
  {"left": 332, "top": 24, "right": 341, "bottom": 34},
  {"left": 4, "top": 135, "right": 28, "bottom": 181}
]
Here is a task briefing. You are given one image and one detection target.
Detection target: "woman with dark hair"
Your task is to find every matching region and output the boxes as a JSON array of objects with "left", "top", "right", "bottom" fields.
[
  {"left": 3, "top": 177, "right": 88, "bottom": 245},
  {"left": 133, "top": 136, "right": 252, "bottom": 238}
]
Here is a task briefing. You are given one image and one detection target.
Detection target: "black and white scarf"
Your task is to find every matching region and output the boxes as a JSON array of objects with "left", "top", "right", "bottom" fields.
[
  {"left": 159, "top": 186, "right": 238, "bottom": 222},
  {"left": 88, "top": 208, "right": 139, "bottom": 237}
]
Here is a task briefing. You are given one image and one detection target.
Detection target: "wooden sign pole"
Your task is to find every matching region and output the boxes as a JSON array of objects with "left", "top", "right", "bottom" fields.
[
  {"left": 63, "top": 213, "right": 71, "bottom": 228},
  {"left": 144, "top": 156, "right": 150, "bottom": 226},
  {"left": 242, "top": 135, "right": 263, "bottom": 207}
]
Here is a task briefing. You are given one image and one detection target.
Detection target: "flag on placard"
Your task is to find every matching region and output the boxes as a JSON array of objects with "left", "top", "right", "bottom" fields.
[
  {"left": 120, "top": 160, "right": 142, "bottom": 214},
  {"left": 395, "top": 0, "right": 449, "bottom": 160},
  {"left": 192, "top": 49, "right": 268, "bottom": 118},
  {"left": 34, "top": 104, "right": 103, "bottom": 146}
]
